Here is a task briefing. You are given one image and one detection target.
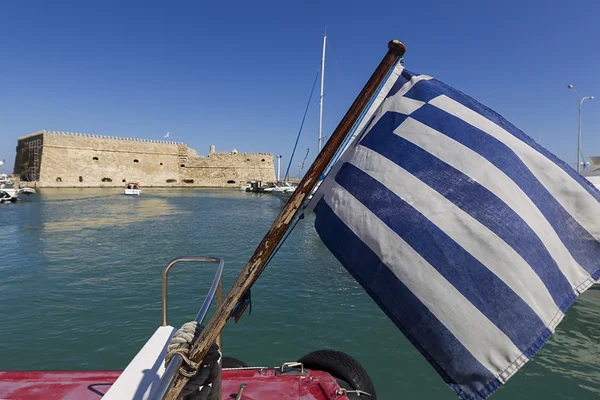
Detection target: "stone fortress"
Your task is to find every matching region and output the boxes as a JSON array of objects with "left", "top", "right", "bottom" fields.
[{"left": 13, "top": 131, "right": 275, "bottom": 187}]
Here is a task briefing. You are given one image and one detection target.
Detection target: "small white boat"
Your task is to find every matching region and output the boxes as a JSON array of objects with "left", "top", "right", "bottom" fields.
[
  {"left": 124, "top": 182, "right": 142, "bottom": 195},
  {"left": 272, "top": 182, "right": 297, "bottom": 201},
  {"left": 0, "top": 187, "right": 36, "bottom": 203},
  {"left": 245, "top": 180, "right": 275, "bottom": 193},
  {"left": 239, "top": 181, "right": 254, "bottom": 191}
]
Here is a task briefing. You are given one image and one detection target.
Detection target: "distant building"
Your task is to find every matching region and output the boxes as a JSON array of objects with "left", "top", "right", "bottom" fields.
[{"left": 13, "top": 131, "right": 275, "bottom": 187}]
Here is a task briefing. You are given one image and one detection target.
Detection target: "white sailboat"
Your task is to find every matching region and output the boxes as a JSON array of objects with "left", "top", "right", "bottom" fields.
[{"left": 273, "top": 34, "right": 327, "bottom": 202}]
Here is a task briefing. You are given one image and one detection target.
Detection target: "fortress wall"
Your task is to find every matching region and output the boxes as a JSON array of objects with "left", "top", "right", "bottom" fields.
[
  {"left": 16, "top": 131, "right": 275, "bottom": 187},
  {"left": 39, "top": 132, "right": 182, "bottom": 187},
  {"left": 179, "top": 152, "right": 275, "bottom": 187}
]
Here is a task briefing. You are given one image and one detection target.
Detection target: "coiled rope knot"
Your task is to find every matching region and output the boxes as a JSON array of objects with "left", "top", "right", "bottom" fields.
[{"left": 165, "top": 321, "right": 221, "bottom": 400}]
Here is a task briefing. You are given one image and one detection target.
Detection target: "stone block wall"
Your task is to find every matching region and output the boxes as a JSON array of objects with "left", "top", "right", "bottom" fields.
[
  {"left": 179, "top": 151, "right": 275, "bottom": 187},
  {"left": 14, "top": 131, "right": 275, "bottom": 187}
]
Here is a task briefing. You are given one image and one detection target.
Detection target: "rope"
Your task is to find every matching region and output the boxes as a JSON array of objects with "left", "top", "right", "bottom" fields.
[
  {"left": 284, "top": 68, "right": 320, "bottom": 182},
  {"left": 165, "top": 321, "right": 221, "bottom": 400}
]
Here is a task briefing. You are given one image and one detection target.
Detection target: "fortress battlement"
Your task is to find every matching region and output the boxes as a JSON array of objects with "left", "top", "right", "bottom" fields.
[{"left": 19, "top": 130, "right": 184, "bottom": 145}]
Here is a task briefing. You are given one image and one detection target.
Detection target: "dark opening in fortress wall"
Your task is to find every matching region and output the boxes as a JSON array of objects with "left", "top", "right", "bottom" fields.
[{"left": 14, "top": 131, "right": 275, "bottom": 187}]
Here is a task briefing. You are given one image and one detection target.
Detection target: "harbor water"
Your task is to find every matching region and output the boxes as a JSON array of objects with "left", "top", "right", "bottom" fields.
[{"left": 1, "top": 189, "right": 600, "bottom": 399}]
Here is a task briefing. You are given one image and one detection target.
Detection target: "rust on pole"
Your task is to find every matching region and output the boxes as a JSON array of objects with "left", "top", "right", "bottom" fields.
[{"left": 165, "top": 39, "right": 406, "bottom": 399}]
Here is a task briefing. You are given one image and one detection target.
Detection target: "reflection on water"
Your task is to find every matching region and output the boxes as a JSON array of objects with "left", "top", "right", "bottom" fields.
[
  {"left": 1, "top": 188, "right": 600, "bottom": 399},
  {"left": 496, "top": 291, "right": 600, "bottom": 400},
  {"left": 534, "top": 293, "right": 600, "bottom": 393},
  {"left": 41, "top": 195, "right": 188, "bottom": 233}
]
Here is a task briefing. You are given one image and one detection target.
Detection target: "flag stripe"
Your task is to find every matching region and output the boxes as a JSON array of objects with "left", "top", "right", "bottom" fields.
[
  {"left": 314, "top": 198, "right": 500, "bottom": 399},
  {"left": 418, "top": 100, "right": 596, "bottom": 281},
  {"left": 398, "top": 112, "right": 581, "bottom": 281},
  {"left": 308, "top": 62, "right": 405, "bottom": 209},
  {"left": 346, "top": 144, "right": 563, "bottom": 327},
  {"left": 385, "top": 75, "right": 599, "bottom": 282},
  {"left": 431, "top": 95, "right": 600, "bottom": 282},
  {"left": 386, "top": 76, "right": 600, "bottom": 217},
  {"left": 429, "top": 81, "right": 600, "bottom": 205},
  {"left": 387, "top": 69, "right": 421, "bottom": 97},
  {"left": 359, "top": 114, "right": 575, "bottom": 309},
  {"left": 393, "top": 111, "right": 585, "bottom": 295},
  {"left": 335, "top": 161, "right": 553, "bottom": 351},
  {"left": 322, "top": 180, "right": 524, "bottom": 376}
]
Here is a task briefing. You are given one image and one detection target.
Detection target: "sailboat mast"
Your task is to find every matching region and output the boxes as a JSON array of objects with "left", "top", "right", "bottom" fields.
[{"left": 318, "top": 34, "right": 327, "bottom": 153}]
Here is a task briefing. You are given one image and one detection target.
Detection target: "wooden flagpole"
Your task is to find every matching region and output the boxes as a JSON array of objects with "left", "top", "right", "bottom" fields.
[{"left": 165, "top": 39, "right": 406, "bottom": 399}]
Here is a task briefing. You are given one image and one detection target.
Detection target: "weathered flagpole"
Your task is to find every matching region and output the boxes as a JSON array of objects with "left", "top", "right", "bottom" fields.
[{"left": 165, "top": 39, "right": 406, "bottom": 399}]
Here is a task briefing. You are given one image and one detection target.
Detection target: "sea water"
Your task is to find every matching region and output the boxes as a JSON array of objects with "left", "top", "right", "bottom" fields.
[{"left": 1, "top": 188, "right": 599, "bottom": 399}]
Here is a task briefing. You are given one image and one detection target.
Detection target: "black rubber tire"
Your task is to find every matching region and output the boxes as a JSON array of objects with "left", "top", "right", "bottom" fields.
[
  {"left": 221, "top": 356, "right": 248, "bottom": 368},
  {"left": 298, "top": 350, "right": 376, "bottom": 399}
]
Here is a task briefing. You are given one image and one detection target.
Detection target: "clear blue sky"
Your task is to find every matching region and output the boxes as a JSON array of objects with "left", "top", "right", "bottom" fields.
[{"left": 1, "top": 0, "right": 599, "bottom": 175}]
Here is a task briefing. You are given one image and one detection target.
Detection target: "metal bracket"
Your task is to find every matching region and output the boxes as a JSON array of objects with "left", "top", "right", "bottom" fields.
[
  {"left": 279, "top": 362, "right": 305, "bottom": 375},
  {"left": 161, "top": 256, "right": 224, "bottom": 327},
  {"left": 235, "top": 383, "right": 247, "bottom": 399},
  {"left": 335, "top": 388, "right": 372, "bottom": 397}
]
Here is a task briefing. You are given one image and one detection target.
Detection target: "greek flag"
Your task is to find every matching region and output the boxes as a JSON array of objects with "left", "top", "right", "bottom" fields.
[{"left": 310, "top": 64, "right": 600, "bottom": 399}]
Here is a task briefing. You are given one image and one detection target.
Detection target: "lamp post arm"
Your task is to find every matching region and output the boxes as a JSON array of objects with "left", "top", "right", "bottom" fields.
[
  {"left": 582, "top": 96, "right": 594, "bottom": 106},
  {"left": 570, "top": 86, "right": 581, "bottom": 104}
]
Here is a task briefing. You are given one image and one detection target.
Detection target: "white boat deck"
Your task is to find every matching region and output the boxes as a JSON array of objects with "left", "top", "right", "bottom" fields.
[{"left": 103, "top": 326, "right": 175, "bottom": 400}]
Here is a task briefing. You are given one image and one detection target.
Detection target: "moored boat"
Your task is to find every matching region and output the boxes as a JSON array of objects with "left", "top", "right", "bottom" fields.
[
  {"left": 124, "top": 182, "right": 142, "bottom": 195},
  {"left": 0, "top": 187, "right": 36, "bottom": 203},
  {"left": 271, "top": 181, "right": 296, "bottom": 200},
  {"left": 245, "top": 180, "right": 274, "bottom": 193},
  {"left": 0, "top": 257, "right": 374, "bottom": 399}
]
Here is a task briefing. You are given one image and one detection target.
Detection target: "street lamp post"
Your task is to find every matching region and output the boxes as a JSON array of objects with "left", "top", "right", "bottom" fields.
[{"left": 568, "top": 84, "right": 594, "bottom": 172}]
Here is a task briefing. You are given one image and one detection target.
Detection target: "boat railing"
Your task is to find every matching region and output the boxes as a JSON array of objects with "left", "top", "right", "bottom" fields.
[{"left": 152, "top": 256, "right": 224, "bottom": 400}]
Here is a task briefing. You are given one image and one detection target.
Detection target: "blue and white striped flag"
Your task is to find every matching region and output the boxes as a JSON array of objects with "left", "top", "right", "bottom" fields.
[{"left": 310, "top": 64, "right": 600, "bottom": 399}]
